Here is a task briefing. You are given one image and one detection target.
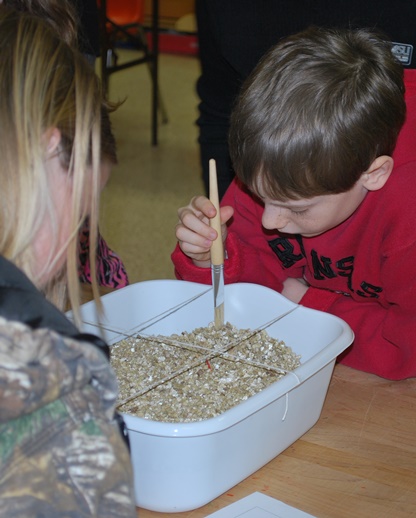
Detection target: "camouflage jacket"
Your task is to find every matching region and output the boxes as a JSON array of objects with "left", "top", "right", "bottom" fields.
[{"left": 0, "top": 257, "right": 136, "bottom": 517}]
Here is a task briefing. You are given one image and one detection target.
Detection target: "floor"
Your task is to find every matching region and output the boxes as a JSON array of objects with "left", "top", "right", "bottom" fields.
[{"left": 98, "top": 49, "right": 204, "bottom": 284}]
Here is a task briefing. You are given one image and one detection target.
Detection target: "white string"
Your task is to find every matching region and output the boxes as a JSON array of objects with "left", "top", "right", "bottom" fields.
[
  {"left": 81, "top": 287, "right": 212, "bottom": 338},
  {"left": 282, "top": 393, "right": 289, "bottom": 421},
  {"left": 117, "top": 306, "right": 301, "bottom": 408},
  {"left": 281, "top": 371, "right": 301, "bottom": 421}
]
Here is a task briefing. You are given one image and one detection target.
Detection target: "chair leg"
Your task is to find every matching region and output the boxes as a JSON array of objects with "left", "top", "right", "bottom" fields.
[
  {"left": 137, "top": 26, "right": 168, "bottom": 146},
  {"left": 98, "top": 1, "right": 168, "bottom": 146},
  {"left": 138, "top": 26, "right": 168, "bottom": 122},
  {"left": 146, "top": 60, "right": 168, "bottom": 124}
]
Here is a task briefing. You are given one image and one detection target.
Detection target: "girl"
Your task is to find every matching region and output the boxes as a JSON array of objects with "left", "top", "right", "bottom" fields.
[
  {"left": 0, "top": 0, "right": 130, "bottom": 290},
  {"left": 0, "top": 9, "right": 136, "bottom": 516}
]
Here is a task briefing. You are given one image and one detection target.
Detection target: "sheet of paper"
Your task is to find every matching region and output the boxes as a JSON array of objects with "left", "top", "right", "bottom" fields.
[{"left": 205, "top": 492, "right": 316, "bottom": 518}]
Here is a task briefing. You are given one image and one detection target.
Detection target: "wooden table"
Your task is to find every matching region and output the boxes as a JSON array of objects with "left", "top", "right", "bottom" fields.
[{"left": 136, "top": 364, "right": 416, "bottom": 518}]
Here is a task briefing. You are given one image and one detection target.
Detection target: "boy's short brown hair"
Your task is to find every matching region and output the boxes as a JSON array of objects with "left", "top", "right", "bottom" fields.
[{"left": 229, "top": 26, "right": 406, "bottom": 200}]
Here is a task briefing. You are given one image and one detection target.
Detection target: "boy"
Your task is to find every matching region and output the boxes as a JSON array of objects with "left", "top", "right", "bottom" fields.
[{"left": 173, "top": 27, "right": 416, "bottom": 380}]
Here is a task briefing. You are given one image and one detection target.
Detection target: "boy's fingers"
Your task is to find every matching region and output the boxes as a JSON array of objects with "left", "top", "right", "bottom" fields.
[
  {"left": 175, "top": 225, "right": 212, "bottom": 263},
  {"left": 176, "top": 199, "right": 232, "bottom": 259},
  {"left": 179, "top": 209, "right": 217, "bottom": 239},
  {"left": 175, "top": 224, "right": 213, "bottom": 249},
  {"left": 192, "top": 195, "right": 217, "bottom": 218},
  {"left": 220, "top": 205, "right": 234, "bottom": 224}
]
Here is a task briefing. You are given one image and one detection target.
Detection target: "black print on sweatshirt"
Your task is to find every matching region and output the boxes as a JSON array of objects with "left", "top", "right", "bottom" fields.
[
  {"left": 268, "top": 237, "right": 383, "bottom": 299},
  {"left": 268, "top": 237, "right": 303, "bottom": 268},
  {"left": 312, "top": 250, "right": 383, "bottom": 299}
]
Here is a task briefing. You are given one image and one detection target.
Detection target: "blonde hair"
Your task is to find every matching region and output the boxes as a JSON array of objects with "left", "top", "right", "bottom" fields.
[{"left": 0, "top": 8, "right": 104, "bottom": 323}]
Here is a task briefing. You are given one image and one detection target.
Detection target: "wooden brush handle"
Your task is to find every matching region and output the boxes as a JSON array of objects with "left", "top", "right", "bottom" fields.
[{"left": 209, "top": 159, "right": 224, "bottom": 266}]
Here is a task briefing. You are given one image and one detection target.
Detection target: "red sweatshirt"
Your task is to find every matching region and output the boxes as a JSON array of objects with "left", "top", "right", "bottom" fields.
[{"left": 172, "top": 69, "right": 416, "bottom": 380}]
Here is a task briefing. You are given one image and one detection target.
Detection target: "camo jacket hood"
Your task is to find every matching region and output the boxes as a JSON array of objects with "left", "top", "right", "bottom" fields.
[{"left": 0, "top": 256, "right": 136, "bottom": 517}]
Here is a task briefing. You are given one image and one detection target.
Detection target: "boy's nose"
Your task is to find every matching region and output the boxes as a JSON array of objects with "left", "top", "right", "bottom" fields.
[{"left": 262, "top": 206, "right": 289, "bottom": 231}]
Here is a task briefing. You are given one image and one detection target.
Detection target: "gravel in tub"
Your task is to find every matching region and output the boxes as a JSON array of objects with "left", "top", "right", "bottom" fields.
[{"left": 110, "top": 322, "right": 301, "bottom": 423}]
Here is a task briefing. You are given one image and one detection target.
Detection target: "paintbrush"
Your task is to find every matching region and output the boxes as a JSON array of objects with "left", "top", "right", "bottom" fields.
[{"left": 209, "top": 159, "right": 225, "bottom": 329}]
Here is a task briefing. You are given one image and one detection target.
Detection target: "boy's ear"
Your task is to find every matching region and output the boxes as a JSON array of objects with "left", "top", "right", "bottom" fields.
[{"left": 361, "top": 155, "right": 394, "bottom": 191}]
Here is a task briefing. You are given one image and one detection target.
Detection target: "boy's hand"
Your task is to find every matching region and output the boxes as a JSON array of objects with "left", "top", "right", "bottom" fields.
[
  {"left": 176, "top": 196, "right": 234, "bottom": 267},
  {"left": 282, "top": 277, "right": 309, "bottom": 303}
]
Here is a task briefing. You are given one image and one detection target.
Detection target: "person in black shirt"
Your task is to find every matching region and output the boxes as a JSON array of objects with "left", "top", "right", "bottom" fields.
[{"left": 196, "top": 0, "right": 416, "bottom": 199}]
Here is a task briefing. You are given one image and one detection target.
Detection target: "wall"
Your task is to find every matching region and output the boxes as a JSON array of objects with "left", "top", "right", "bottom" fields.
[{"left": 144, "top": 0, "right": 195, "bottom": 30}]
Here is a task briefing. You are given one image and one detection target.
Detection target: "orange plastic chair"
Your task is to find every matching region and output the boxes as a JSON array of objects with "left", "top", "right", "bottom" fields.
[
  {"left": 105, "top": 0, "right": 145, "bottom": 27},
  {"left": 97, "top": 0, "right": 167, "bottom": 145}
]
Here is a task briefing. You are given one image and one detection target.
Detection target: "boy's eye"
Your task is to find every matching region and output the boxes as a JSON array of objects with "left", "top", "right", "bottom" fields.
[{"left": 290, "top": 208, "right": 308, "bottom": 215}]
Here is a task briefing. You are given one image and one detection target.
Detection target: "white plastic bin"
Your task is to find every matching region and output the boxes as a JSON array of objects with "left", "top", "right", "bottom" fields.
[{"left": 73, "top": 280, "right": 354, "bottom": 512}]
